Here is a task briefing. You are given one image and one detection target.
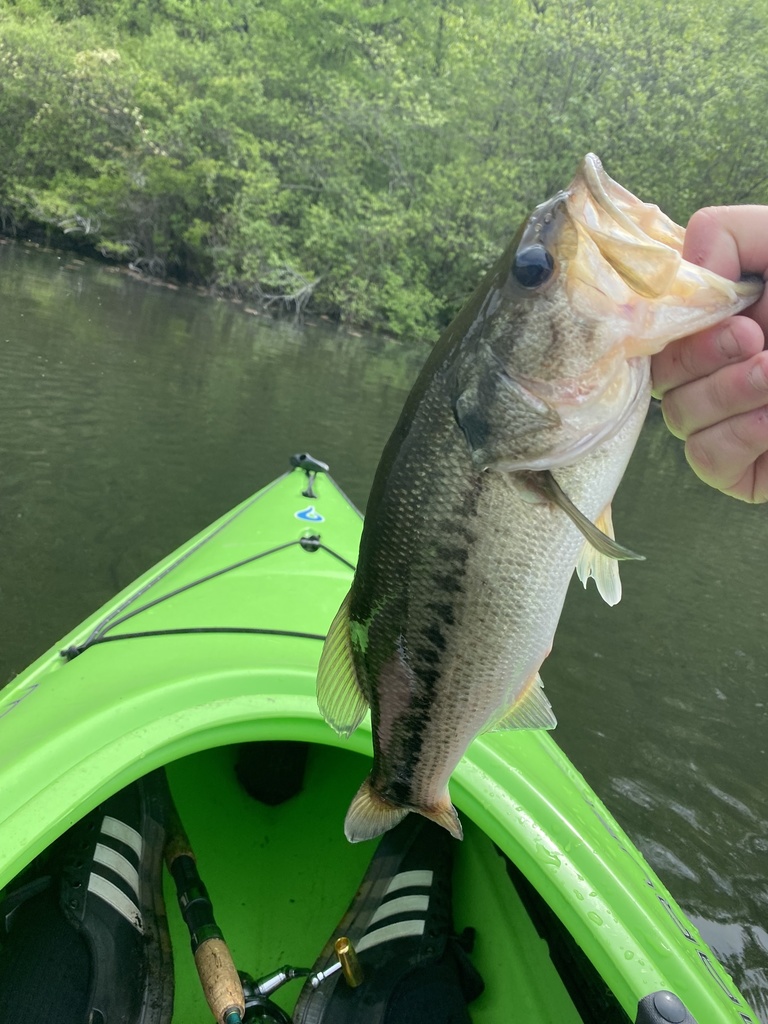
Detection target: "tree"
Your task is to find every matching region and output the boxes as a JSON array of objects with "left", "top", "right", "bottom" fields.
[{"left": 2, "top": 0, "right": 768, "bottom": 337}]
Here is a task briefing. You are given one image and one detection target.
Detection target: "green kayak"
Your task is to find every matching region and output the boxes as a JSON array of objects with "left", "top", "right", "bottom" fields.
[{"left": 0, "top": 456, "right": 756, "bottom": 1024}]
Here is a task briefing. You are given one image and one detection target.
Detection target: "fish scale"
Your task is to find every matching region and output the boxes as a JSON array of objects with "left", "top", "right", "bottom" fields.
[{"left": 316, "top": 154, "right": 762, "bottom": 843}]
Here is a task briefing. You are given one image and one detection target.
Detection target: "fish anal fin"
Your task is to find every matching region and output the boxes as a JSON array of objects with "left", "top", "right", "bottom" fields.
[
  {"left": 344, "top": 778, "right": 408, "bottom": 843},
  {"left": 317, "top": 591, "right": 369, "bottom": 739},
  {"left": 487, "top": 671, "right": 557, "bottom": 732},
  {"left": 576, "top": 504, "right": 623, "bottom": 606}
]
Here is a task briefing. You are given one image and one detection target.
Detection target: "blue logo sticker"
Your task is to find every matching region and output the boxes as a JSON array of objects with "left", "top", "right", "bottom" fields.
[{"left": 295, "top": 505, "right": 325, "bottom": 523}]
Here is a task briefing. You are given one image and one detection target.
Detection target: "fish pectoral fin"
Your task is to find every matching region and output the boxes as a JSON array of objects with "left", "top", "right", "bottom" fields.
[
  {"left": 576, "top": 504, "right": 623, "bottom": 606},
  {"left": 486, "top": 671, "right": 557, "bottom": 732},
  {"left": 525, "top": 470, "right": 644, "bottom": 562},
  {"left": 344, "top": 778, "right": 409, "bottom": 843},
  {"left": 316, "top": 591, "right": 369, "bottom": 739}
]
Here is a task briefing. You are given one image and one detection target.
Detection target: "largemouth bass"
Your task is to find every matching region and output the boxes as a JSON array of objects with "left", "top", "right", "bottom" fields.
[{"left": 318, "top": 154, "right": 761, "bottom": 842}]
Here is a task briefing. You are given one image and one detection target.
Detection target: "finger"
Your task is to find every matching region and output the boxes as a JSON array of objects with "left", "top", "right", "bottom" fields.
[
  {"left": 708, "top": 451, "right": 768, "bottom": 503},
  {"left": 660, "top": 349, "right": 768, "bottom": 439},
  {"left": 685, "top": 405, "right": 768, "bottom": 502},
  {"left": 685, "top": 206, "right": 768, "bottom": 277},
  {"left": 651, "top": 315, "right": 764, "bottom": 399},
  {"left": 684, "top": 206, "right": 768, "bottom": 328}
]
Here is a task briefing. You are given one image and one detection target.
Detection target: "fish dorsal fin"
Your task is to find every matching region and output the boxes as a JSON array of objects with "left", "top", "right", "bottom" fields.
[
  {"left": 576, "top": 504, "right": 623, "bottom": 606},
  {"left": 526, "top": 470, "right": 644, "bottom": 562},
  {"left": 317, "top": 590, "right": 369, "bottom": 738},
  {"left": 344, "top": 777, "right": 408, "bottom": 843},
  {"left": 486, "top": 671, "right": 557, "bottom": 732}
]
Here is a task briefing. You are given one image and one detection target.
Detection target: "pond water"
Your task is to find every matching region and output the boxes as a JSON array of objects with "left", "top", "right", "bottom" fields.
[{"left": 1, "top": 239, "right": 766, "bottom": 1018}]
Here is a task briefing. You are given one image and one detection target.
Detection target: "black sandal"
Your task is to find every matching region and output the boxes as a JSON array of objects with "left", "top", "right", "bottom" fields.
[
  {"left": 292, "top": 814, "right": 484, "bottom": 1024},
  {"left": 0, "top": 770, "right": 173, "bottom": 1024}
]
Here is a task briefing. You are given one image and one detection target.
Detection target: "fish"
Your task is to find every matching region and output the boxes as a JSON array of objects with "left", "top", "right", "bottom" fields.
[{"left": 317, "top": 154, "right": 762, "bottom": 843}]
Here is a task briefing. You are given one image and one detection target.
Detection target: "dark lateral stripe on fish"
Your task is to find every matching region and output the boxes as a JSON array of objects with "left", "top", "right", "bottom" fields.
[
  {"left": 426, "top": 601, "right": 456, "bottom": 625},
  {"left": 424, "top": 623, "right": 447, "bottom": 652},
  {"left": 378, "top": 774, "right": 417, "bottom": 807},
  {"left": 452, "top": 520, "right": 477, "bottom": 544},
  {"left": 431, "top": 572, "right": 464, "bottom": 594},
  {"left": 435, "top": 544, "right": 469, "bottom": 566},
  {"left": 412, "top": 666, "right": 440, "bottom": 688},
  {"left": 366, "top": 618, "right": 468, "bottom": 801},
  {"left": 374, "top": 709, "right": 436, "bottom": 802},
  {"left": 374, "top": 707, "right": 441, "bottom": 807}
]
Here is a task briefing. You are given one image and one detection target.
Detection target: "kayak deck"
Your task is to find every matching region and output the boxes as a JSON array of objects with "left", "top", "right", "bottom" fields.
[{"left": 166, "top": 742, "right": 583, "bottom": 1023}]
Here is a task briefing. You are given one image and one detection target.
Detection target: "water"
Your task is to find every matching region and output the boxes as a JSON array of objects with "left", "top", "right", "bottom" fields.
[{"left": 2, "top": 240, "right": 767, "bottom": 1017}]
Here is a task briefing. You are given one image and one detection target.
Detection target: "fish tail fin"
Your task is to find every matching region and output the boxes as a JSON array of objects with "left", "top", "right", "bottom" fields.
[
  {"left": 416, "top": 797, "right": 463, "bottom": 841},
  {"left": 345, "top": 780, "right": 464, "bottom": 843},
  {"left": 344, "top": 778, "right": 408, "bottom": 843}
]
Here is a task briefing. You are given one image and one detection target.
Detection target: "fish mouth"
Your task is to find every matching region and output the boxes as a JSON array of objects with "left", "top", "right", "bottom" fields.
[
  {"left": 564, "top": 153, "right": 762, "bottom": 355},
  {"left": 576, "top": 153, "right": 685, "bottom": 256},
  {"left": 566, "top": 153, "right": 687, "bottom": 302}
]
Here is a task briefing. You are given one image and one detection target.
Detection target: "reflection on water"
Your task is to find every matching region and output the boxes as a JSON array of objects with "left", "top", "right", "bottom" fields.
[{"left": 2, "top": 240, "right": 767, "bottom": 1018}]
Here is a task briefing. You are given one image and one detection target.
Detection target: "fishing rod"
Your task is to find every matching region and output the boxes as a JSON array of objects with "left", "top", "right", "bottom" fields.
[
  {"left": 164, "top": 796, "right": 246, "bottom": 1024},
  {"left": 163, "top": 786, "right": 363, "bottom": 1023}
]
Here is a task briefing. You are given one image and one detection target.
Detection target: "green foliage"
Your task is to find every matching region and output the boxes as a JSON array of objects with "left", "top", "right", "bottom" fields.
[{"left": 2, "top": 0, "right": 768, "bottom": 337}]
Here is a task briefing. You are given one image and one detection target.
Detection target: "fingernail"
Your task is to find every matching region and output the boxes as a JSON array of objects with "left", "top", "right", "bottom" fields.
[{"left": 715, "top": 324, "right": 742, "bottom": 360}]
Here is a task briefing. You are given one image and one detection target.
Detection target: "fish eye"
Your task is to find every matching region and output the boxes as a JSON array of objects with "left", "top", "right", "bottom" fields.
[{"left": 511, "top": 244, "right": 555, "bottom": 289}]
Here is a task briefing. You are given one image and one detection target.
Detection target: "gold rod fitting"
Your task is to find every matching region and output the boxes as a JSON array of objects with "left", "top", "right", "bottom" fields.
[{"left": 334, "top": 936, "right": 364, "bottom": 988}]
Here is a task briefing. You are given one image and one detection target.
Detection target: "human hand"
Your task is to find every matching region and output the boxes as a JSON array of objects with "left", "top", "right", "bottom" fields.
[{"left": 651, "top": 206, "right": 768, "bottom": 502}]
